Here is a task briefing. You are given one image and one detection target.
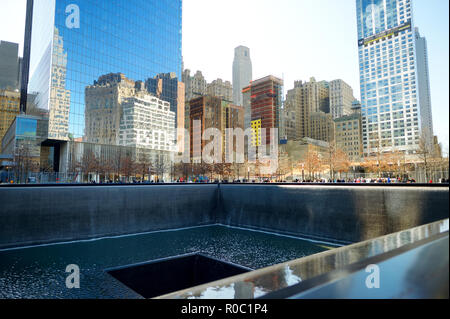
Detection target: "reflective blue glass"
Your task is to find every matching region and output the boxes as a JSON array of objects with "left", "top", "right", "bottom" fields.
[
  {"left": 16, "top": 118, "right": 37, "bottom": 138},
  {"left": 357, "top": 0, "right": 399, "bottom": 39},
  {"left": 27, "top": 0, "right": 182, "bottom": 140}
]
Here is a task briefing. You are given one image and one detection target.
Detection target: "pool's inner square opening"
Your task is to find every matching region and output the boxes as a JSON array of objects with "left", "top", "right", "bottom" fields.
[{"left": 107, "top": 253, "right": 252, "bottom": 298}]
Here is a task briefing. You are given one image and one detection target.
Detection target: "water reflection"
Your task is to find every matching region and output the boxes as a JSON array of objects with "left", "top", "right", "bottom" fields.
[
  {"left": 163, "top": 219, "right": 449, "bottom": 299},
  {"left": 0, "top": 225, "right": 330, "bottom": 299}
]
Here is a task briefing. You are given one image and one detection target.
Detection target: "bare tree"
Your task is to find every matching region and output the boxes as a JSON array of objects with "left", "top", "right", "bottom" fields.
[
  {"left": 214, "top": 162, "right": 232, "bottom": 181},
  {"left": 192, "top": 161, "right": 209, "bottom": 180},
  {"left": 136, "top": 151, "right": 152, "bottom": 182},
  {"left": 120, "top": 153, "right": 137, "bottom": 182},
  {"left": 154, "top": 152, "right": 169, "bottom": 182},
  {"left": 367, "top": 134, "right": 389, "bottom": 178},
  {"left": 275, "top": 152, "right": 292, "bottom": 181},
  {"left": 230, "top": 162, "right": 247, "bottom": 181},
  {"left": 326, "top": 141, "right": 337, "bottom": 180},
  {"left": 334, "top": 149, "right": 351, "bottom": 179},
  {"left": 383, "top": 150, "right": 407, "bottom": 179},
  {"left": 174, "top": 162, "right": 192, "bottom": 182},
  {"left": 304, "top": 145, "right": 322, "bottom": 180},
  {"left": 78, "top": 150, "right": 99, "bottom": 182},
  {"left": 14, "top": 141, "right": 39, "bottom": 183},
  {"left": 111, "top": 148, "right": 125, "bottom": 182},
  {"left": 97, "top": 159, "right": 113, "bottom": 183},
  {"left": 416, "top": 129, "right": 435, "bottom": 182}
]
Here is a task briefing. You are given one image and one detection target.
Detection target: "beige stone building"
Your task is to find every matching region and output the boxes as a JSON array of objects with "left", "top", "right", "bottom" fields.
[
  {"left": 182, "top": 69, "right": 207, "bottom": 102},
  {"left": 207, "top": 79, "right": 233, "bottom": 102},
  {"left": 0, "top": 90, "right": 20, "bottom": 152},
  {"left": 310, "top": 112, "right": 335, "bottom": 143},
  {"left": 85, "top": 73, "right": 139, "bottom": 145},
  {"left": 279, "top": 108, "right": 296, "bottom": 142},
  {"left": 334, "top": 112, "right": 363, "bottom": 161},
  {"left": 284, "top": 78, "right": 330, "bottom": 141},
  {"left": 284, "top": 137, "right": 330, "bottom": 163},
  {"left": 329, "top": 79, "right": 355, "bottom": 120}
]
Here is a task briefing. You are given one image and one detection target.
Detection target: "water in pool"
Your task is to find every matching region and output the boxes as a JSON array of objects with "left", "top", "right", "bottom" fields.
[{"left": 0, "top": 225, "right": 336, "bottom": 298}]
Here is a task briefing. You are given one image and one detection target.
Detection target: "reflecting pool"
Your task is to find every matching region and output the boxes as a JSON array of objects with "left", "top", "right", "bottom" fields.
[{"left": 0, "top": 225, "right": 336, "bottom": 299}]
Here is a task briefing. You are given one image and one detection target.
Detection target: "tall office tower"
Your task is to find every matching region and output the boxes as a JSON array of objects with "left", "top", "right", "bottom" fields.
[
  {"left": 329, "top": 79, "right": 356, "bottom": 119},
  {"left": 232, "top": 46, "right": 252, "bottom": 106},
  {"left": 207, "top": 79, "right": 233, "bottom": 102},
  {"left": 284, "top": 78, "right": 330, "bottom": 141},
  {"left": 415, "top": 28, "right": 433, "bottom": 146},
  {"left": 0, "top": 41, "right": 22, "bottom": 91},
  {"left": 188, "top": 96, "right": 244, "bottom": 161},
  {"left": 356, "top": 0, "right": 424, "bottom": 156},
  {"left": 21, "top": 0, "right": 182, "bottom": 170},
  {"left": 248, "top": 75, "right": 283, "bottom": 145}
]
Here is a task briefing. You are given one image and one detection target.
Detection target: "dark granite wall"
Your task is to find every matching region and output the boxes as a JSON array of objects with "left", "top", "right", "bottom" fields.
[
  {"left": 0, "top": 184, "right": 448, "bottom": 248},
  {"left": 0, "top": 185, "right": 219, "bottom": 249},
  {"left": 219, "top": 185, "right": 449, "bottom": 244}
]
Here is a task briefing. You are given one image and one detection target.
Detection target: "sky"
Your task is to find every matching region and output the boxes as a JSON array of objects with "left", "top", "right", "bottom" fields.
[{"left": 0, "top": 0, "right": 448, "bottom": 153}]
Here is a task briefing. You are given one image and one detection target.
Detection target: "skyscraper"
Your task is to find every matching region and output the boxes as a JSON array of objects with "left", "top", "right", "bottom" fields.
[
  {"left": 248, "top": 75, "right": 283, "bottom": 145},
  {"left": 329, "top": 79, "right": 356, "bottom": 119},
  {"left": 232, "top": 46, "right": 252, "bottom": 106},
  {"left": 284, "top": 78, "right": 330, "bottom": 141},
  {"left": 0, "top": 41, "right": 22, "bottom": 91},
  {"left": 415, "top": 27, "right": 434, "bottom": 146},
  {"left": 0, "top": 41, "right": 22, "bottom": 152},
  {"left": 356, "top": 0, "right": 427, "bottom": 156},
  {"left": 188, "top": 96, "right": 244, "bottom": 161},
  {"left": 20, "top": 0, "right": 182, "bottom": 170}
]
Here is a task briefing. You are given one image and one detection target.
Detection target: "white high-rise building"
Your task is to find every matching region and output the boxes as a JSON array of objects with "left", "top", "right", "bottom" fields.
[
  {"left": 356, "top": 0, "right": 429, "bottom": 156},
  {"left": 415, "top": 27, "right": 434, "bottom": 146},
  {"left": 118, "top": 95, "right": 175, "bottom": 152},
  {"left": 232, "top": 46, "right": 252, "bottom": 106}
]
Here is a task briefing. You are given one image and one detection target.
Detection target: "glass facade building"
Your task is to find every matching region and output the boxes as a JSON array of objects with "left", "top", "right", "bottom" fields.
[
  {"left": 24, "top": 0, "right": 182, "bottom": 142},
  {"left": 356, "top": 0, "right": 425, "bottom": 155},
  {"left": 1, "top": 115, "right": 49, "bottom": 163}
]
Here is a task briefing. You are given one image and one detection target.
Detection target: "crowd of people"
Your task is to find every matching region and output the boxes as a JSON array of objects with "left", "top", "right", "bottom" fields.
[{"left": 2, "top": 175, "right": 449, "bottom": 185}]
